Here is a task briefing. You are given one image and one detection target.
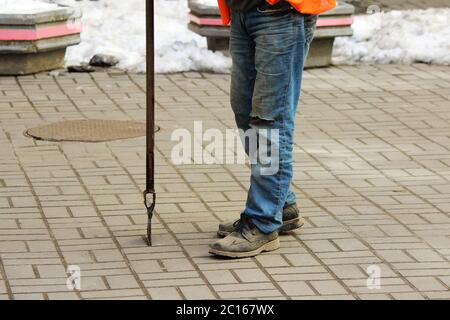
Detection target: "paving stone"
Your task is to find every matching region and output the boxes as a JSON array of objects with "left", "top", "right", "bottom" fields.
[
  {"left": 390, "top": 292, "right": 425, "bottom": 300},
  {"left": 234, "top": 268, "right": 270, "bottom": 283},
  {"left": 106, "top": 275, "right": 140, "bottom": 289},
  {"left": 376, "top": 250, "right": 415, "bottom": 263},
  {"left": 256, "top": 255, "right": 289, "bottom": 267},
  {"left": 407, "top": 277, "right": 447, "bottom": 291},
  {"left": 92, "top": 249, "right": 124, "bottom": 262},
  {"left": 37, "top": 265, "right": 67, "bottom": 278},
  {"left": 333, "top": 238, "right": 368, "bottom": 251},
  {"left": 47, "top": 292, "right": 80, "bottom": 300},
  {"left": 303, "top": 240, "right": 340, "bottom": 253},
  {"left": 0, "top": 280, "right": 7, "bottom": 295},
  {"left": 144, "top": 278, "right": 205, "bottom": 288},
  {"left": 329, "top": 265, "right": 367, "bottom": 279},
  {"left": 424, "top": 291, "right": 450, "bottom": 299},
  {"left": 11, "top": 197, "right": 37, "bottom": 208},
  {"left": 128, "top": 260, "right": 163, "bottom": 274},
  {"left": 70, "top": 206, "right": 98, "bottom": 217},
  {"left": 218, "top": 289, "right": 283, "bottom": 299},
  {"left": 27, "top": 241, "right": 56, "bottom": 252},
  {"left": 80, "top": 289, "right": 145, "bottom": 299},
  {"left": 278, "top": 281, "right": 315, "bottom": 296},
  {"left": 161, "top": 258, "right": 195, "bottom": 272},
  {"left": 42, "top": 207, "right": 71, "bottom": 218},
  {"left": 406, "top": 249, "right": 445, "bottom": 262},
  {"left": 148, "top": 286, "right": 182, "bottom": 300},
  {"left": 310, "top": 280, "right": 349, "bottom": 295},
  {"left": 0, "top": 241, "right": 27, "bottom": 253},
  {"left": 4, "top": 265, "right": 35, "bottom": 279},
  {"left": 179, "top": 285, "right": 216, "bottom": 299},
  {"left": 13, "top": 293, "right": 45, "bottom": 300},
  {"left": 292, "top": 294, "right": 355, "bottom": 300},
  {"left": 203, "top": 270, "right": 238, "bottom": 285},
  {"left": 283, "top": 253, "right": 320, "bottom": 266},
  {"left": 358, "top": 293, "right": 392, "bottom": 300}
]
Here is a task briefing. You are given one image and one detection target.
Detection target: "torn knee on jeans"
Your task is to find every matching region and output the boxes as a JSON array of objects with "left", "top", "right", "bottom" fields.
[{"left": 250, "top": 116, "right": 275, "bottom": 127}]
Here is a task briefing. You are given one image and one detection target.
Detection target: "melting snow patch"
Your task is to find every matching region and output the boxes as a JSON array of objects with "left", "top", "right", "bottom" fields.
[
  {"left": 333, "top": 8, "right": 450, "bottom": 65},
  {"left": 30, "top": 1, "right": 450, "bottom": 72}
]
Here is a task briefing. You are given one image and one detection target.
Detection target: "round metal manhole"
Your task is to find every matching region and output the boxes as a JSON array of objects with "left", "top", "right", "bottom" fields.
[{"left": 24, "top": 119, "right": 159, "bottom": 143}]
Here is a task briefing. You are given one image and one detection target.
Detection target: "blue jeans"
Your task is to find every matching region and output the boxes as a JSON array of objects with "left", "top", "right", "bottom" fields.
[{"left": 230, "top": 5, "right": 317, "bottom": 233}]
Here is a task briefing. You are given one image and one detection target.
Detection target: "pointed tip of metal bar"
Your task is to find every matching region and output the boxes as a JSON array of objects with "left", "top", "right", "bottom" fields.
[{"left": 146, "top": 217, "right": 152, "bottom": 246}]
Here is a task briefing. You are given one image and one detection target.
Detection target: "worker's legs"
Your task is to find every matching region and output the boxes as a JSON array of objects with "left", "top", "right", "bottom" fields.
[
  {"left": 236, "top": 8, "right": 317, "bottom": 233},
  {"left": 209, "top": 8, "right": 317, "bottom": 258},
  {"left": 229, "top": 8, "right": 305, "bottom": 223}
]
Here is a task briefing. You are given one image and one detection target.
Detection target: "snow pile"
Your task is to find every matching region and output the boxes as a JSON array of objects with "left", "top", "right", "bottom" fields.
[
  {"left": 0, "top": 0, "right": 59, "bottom": 13},
  {"left": 194, "top": 0, "right": 218, "bottom": 5},
  {"left": 50, "top": 0, "right": 230, "bottom": 73},
  {"left": 154, "top": 0, "right": 230, "bottom": 73},
  {"left": 333, "top": 8, "right": 450, "bottom": 65},
  {"left": 10, "top": 1, "right": 449, "bottom": 71}
]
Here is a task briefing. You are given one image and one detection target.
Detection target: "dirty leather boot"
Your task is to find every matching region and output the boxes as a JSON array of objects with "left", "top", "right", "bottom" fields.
[
  {"left": 217, "top": 203, "right": 304, "bottom": 237},
  {"left": 209, "top": 216, "right": 280, "bottom": 258}
]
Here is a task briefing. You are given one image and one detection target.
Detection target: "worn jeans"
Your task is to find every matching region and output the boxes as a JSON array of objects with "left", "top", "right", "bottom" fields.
[{"left": 230, "top": 4, "right": 317, "bottom": 233}]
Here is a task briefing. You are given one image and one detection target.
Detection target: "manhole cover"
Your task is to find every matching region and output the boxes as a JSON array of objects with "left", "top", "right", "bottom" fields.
[{"left": 25, "top": 119, "right": 159, "bottom": 142}]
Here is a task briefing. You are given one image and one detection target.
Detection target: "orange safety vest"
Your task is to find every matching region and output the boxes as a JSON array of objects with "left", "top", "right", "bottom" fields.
[{"left": 218, "top": 0, "right": 336, "bottom": 25}]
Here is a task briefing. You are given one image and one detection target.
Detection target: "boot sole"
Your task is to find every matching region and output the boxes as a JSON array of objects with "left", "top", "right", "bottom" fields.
[
  {"left": 217, "top": 217, "right": 304, "bottom": 238},
  {"left": 208, "top": 237, "right": 280, "bottom": 258}
]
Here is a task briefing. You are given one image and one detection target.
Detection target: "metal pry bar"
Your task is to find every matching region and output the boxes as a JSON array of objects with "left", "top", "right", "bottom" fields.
[{"left": 144, "top": 0, "right": 156, "bottom": 246}]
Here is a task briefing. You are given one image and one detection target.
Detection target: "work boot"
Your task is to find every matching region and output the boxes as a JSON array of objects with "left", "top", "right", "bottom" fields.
[
  {"left": 209, "top": 216, "right": 280, "bottom": 258},
  {"left": 217, "top": 203, "right": 304, "bottom": 237}
]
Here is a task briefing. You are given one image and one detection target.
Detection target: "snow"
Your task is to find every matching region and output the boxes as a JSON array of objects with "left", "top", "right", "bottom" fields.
[
  {"left": 333, "top": 8, "right": 450, "bottom": 65},
  {"left": 9, "top": 1, "right": 449, "bottom": 72},
  {"left": 194, "top": 0, "right": 218, "bottom": 6},
  {"left": 47, "top": 0, "right": 231, "bottom": 73},
  {"left": 0, "top": 0, "right": 59, "bottom": 14},
  {"left": 153, "top": 0, "right": 230, "bottom": 73}
]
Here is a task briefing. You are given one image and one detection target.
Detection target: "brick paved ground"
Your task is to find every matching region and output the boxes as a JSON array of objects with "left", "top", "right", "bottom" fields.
[{"left": 1, "top": 64, "right": 450, "bottom": 300}]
